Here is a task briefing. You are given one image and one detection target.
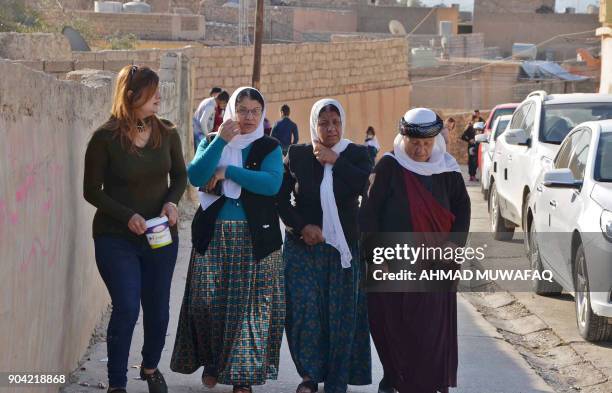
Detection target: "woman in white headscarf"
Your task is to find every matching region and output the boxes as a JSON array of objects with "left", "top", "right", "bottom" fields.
[
  {"left": 360, "top": 108, "right": 471, "bottom": 393},
  {"left": 277, "top": 99, "right": 373, "bottom": 393},
  {"left": 171, "top": 87, "right": 285, "bottom": 393}
]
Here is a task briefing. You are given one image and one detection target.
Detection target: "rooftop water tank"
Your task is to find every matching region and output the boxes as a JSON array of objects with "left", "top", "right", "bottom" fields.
[
  {"left": 411, "top": 47, "right": 438, "bottom": 68},
  {"left": 512, "top": 43, "right": 537, "bottom": 61},
  {"left": 94, "top": 1, "right": 123, "bottom": 13},
  {"left": 123, "top": 0, "right": 152, "bottom": 13}
]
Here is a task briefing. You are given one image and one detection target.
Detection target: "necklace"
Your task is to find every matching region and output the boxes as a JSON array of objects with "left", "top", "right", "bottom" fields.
[{"left": 137, "top": 120, "right": 145, "bottom": 133}]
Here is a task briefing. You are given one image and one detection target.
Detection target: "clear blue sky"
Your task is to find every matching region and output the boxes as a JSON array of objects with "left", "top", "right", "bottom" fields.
[{"left": 420, "top": 0, "right": 599, "bottom": 12}]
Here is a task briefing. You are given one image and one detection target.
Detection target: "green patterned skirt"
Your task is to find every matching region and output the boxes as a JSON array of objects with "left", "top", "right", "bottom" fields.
[{"left": 170, "top": 221, "right": 285, "bottom": 385}]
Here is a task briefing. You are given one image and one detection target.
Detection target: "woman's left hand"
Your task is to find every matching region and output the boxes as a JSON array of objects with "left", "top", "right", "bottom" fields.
[
  {"left": 313, "top": 142, "right": 338, "bottom": 165},
  {"left": 205, "top": 167, "right": 226, "bottom": 193},
  {"left": 160, "top": 202, "right": 179, "bottom": 226}
]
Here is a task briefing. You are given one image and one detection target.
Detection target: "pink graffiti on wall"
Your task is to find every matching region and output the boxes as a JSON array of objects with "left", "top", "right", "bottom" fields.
[{"left": 0, "top": 158, "right": 66, "bottom": 273}]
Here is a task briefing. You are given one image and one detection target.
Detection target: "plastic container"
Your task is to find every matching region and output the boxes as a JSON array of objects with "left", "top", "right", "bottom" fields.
[{"left": 145, "top": 216, "right": 173, "bottom": 249}]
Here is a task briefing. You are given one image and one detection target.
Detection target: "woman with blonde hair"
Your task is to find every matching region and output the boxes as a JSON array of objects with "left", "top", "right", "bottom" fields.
[{"left": 83, "top": 65, "right": 187, "bottom": 393}]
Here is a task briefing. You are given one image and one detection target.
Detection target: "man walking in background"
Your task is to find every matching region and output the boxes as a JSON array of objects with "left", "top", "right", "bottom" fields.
[{"left": 271, "top": 104, "right": 299, "bottom": 155}]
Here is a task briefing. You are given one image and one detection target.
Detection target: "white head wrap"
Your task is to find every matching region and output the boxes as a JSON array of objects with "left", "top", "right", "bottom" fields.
[
  {"left": 199, "top": 87, "right": 266, "bottom": 210},
  {"left": 309, "top": 99, "right": 353, "bottom": 269},
  {"left": 384, "top": 108, "right": 461, "bottom": 176}
]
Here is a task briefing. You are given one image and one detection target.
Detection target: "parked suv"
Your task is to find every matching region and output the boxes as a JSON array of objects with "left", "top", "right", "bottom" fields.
[{"left": 489, "top": 91, "right": 612, "bottom": 241}]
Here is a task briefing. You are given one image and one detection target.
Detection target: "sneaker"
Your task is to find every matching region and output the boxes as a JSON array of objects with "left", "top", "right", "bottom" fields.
[{"left": 140, "top": 367, "right": 168, "bottom": 393}]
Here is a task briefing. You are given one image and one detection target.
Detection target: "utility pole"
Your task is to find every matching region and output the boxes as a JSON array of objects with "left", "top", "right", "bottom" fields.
[
  {"left": 252, "top": 0, "right": 264, "bottom": 89},
  {"left": 598, "top": 0, "right": 612, "bottom": 93}
]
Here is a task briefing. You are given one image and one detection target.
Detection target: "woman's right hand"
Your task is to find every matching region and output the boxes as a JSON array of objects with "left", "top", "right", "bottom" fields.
[
  {"left": 218, "top": 119, "right": 240, "bottom": 142},
  {"left": 128, "top": 213, "right": 147, "bottom": 235},
  {"left": 301, "top": 224, "right": 324, "bottom": 246}
]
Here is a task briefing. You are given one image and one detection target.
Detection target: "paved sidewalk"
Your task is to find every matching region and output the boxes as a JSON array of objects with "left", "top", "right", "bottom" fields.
[{"left": 62, "top": 169, "right": 554, "bottom": 393}]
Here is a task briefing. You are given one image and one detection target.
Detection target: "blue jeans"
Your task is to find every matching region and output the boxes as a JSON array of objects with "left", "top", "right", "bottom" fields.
[{"left": 94, "top": 235, "right": 178, "bottom": 388}]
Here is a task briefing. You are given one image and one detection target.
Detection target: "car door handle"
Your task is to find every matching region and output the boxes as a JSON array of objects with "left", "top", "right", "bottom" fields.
[
  {"left": 549, "top": 200, "right": 557, "bottom": 208},
  {"left": 507, "top": 154, "right": 512, "bottom": 161},
  {"left": 536, "top": 185, "right": 543, "bottom": 192}
]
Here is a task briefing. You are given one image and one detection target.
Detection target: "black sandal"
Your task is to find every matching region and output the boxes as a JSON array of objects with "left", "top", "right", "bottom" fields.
[
  {"left": 296, "top": 380, "right": 318, "bottom": 393},
  {"left": 233, "top": 385, "right": 252, "bottom": 393}
]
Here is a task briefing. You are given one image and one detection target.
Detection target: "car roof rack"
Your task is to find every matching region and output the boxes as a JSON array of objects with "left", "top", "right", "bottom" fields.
[{"left": 527, "top": 90, "right": 548, "bottom": 100}]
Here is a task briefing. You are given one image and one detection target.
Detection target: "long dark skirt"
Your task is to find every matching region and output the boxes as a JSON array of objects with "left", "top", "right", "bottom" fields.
[
  {"left": 284, "top": 236, "right": 372, "bottom": 393},
  {"left": 170, "top": 221, "right": 284, "bottom": 385},
  {"left": 368, "top": 292, "right": 457, "bottom": 393}
]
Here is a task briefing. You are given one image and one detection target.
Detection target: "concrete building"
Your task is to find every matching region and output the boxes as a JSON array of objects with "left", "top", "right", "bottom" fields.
[{"left": 599, "top": 0, "right": 612, "bottom": 93}]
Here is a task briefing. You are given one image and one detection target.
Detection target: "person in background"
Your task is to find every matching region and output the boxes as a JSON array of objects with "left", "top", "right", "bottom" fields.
[
  {"left": 83, "top": 65, "right": 187, "bottom": 393},
  {"left": 171, "top": 87, "right": 284, "bottom": 393},
  {"left": 440, "top": 117, "right": 455, "bottom": 149},
  {"left": 271, "top": 104, "right": 299, "bottom": 155},
  {"left": 278, "top": 99, "right": 372, "bottom": 393},
  {"left": 264, "top": 117, "right": 272, "bottom": 136},
  {"left": 210, "top": 86, "right": 222, "bottom": 98},
  {"left": 192, "top": 90, "right": 230, "bottom": 152},
  {"left": 472, "top": 109, "right": 485, "bottom": 124},
  {"left": 461, "top": 120, "right": 484, "bottom": 182},
  {"left": 364, "top": 126, "right": 380, "bottom": 165}
]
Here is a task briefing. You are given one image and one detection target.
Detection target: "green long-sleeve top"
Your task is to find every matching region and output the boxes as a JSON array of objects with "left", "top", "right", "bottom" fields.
[
  {"left": 83, "top": 121, "right": 187, "bottom": 243},
  {"left": 188, "top": 135, "right": 283, "bottom": 220}
]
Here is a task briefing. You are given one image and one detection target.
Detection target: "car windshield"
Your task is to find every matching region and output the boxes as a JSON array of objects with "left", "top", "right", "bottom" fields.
[
  {"left": 595, "top": 133, "right": 612, "bottom": 182},
  {"left": 489, "top": 108, "right": 515, "bottom": 129},
  {"left": 494, "top": 119, "right": 510, "bottom": 141},
  {"left": 540, "top": 102, "right": 612, "bottom": 144}
]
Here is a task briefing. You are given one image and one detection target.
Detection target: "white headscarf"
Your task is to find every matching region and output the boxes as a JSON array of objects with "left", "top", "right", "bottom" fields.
[
  {"left": 310, "top": 98, "right": 353, "bottom": 269},
  {"left": 199, "top": 87, "right": 266, "bottom": 210},
  {"left": 384, "top": 108, "right": 461, "bottom": 176}
]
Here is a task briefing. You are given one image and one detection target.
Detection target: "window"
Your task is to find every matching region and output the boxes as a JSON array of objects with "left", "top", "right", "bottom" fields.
[
  {"left": 594, "top": 133, "right": 612, "bottom": 182},
  {"left": 567, "top": 130, "right": 591, "bottom": 181},
  {"left": 509, "top": 104, "right": 527, "bottom": 130},
  {"left": 523, "top": 103, "right": 536, "bottom": 138},
  {"left": 555, "top": 130, "right": 582, "bottom": 169},
  {"left": 540, "top": 102, "right": 612, "bottom": 144},
  {"left": 493, "top": 119, "right": 510, "bottom": 141}
]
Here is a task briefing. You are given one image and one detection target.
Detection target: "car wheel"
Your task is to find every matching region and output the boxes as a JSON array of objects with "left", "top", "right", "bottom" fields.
[
  {"left": 490, "top": 182, "right": 514, "bottom": 241},
  {"left": 573, "top": 243, "right": 612, "bottom": 342},
  {"left": 481, "top": 178, "right": 489, "bottom": 201},
  {"left": 529, "top": 222, "right": 562, "bottom": 295}
]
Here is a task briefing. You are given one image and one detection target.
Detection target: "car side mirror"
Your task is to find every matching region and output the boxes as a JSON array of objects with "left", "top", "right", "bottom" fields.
[
  {"left": 504, "top": 128, "right": 530, "bottom": 146},
  {"left": 475, "top": 134, "right": 489, "bottom": 143},
  {"left": 543, "top": 168, "right": 582, "bottom": 189}
]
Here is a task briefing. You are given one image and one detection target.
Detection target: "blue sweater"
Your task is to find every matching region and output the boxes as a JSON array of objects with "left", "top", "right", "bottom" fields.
[{"left": 188, "top": 135, "right": 283, "bottom": 220}]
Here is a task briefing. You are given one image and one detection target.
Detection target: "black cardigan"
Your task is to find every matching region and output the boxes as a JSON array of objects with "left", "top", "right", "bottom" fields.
[
  {"left": 359, "top": 155, "right": 471, "bottom": 245},
  {"left": 277, "top": 143, "right": 372, "bottom": 244}
]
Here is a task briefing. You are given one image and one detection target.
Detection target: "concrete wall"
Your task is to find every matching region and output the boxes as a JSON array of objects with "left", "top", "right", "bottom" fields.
[
  {"left": 474, "top": 0, "right": 556, "bottom": 14},
  {"left": 356, "top": 5, "right": 460, "bottom": 35},
  {"left": 599, "top": 27, "right": 612, "bottom": 93},
  {"left": 71, "top": 10, "right": 206, "bottom": 41},
  {"left": 473, "top": 11, "right": 599, "bottom": 60},
  {"left": 0, "top": 33, "right": 72, "bottom": 61},
  {"left": 187, "top": 38, "right": 410, "bottom": 111},
  {"left": 0, "top": 61, "right": 111, "bottom": 392},
  {"left": 409, "top": 59, "right": 597, "bottom": 113}
]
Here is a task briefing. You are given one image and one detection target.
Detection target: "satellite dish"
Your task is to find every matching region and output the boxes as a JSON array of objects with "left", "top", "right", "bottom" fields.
[
  {"left": 62, "top": 26, "right": 90, "bottom": 52},
  {"left": 389, "top": 20, "right": 407, "bottom": 36}
]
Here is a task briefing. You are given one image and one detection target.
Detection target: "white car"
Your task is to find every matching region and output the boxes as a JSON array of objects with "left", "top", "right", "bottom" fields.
[
  {"left": 489, "top": 91, "right": 612, "bottom": 241},
  {"left": 527, "top": 120, "right": 612, "bottom": 341},
  {"left": 476, "top": 114, "right": 512, "bottom": 200}
]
